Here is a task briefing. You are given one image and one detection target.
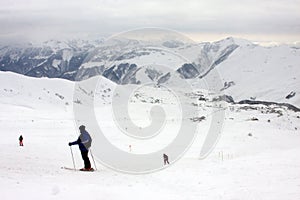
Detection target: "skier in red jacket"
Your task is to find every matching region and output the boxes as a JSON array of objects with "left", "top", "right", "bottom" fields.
[{"left": 19, "top": 135, "right": 23, "bottom": 146}]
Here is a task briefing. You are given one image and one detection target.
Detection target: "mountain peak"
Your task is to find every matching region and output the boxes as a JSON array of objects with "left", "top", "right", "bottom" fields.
[{"left": 215, "top": 37, "right": 254, "bottom": 47}]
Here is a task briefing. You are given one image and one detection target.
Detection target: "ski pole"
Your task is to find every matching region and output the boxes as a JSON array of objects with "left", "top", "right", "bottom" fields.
[
  {"left": 90, "top": 149, "right": 97, "bottom": 171},
  {"left": 70, "top": 146, "right": 76, "bottom": 170}
]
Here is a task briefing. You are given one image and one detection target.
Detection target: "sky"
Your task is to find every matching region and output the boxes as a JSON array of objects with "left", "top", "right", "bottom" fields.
[{"left": 0, "top": 0, "right": 299, "bottom": 44}]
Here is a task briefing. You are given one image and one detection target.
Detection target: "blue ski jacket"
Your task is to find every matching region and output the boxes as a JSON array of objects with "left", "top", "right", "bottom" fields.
[{"left": 69, "top": 130, "right": 92, "bottom": 152}]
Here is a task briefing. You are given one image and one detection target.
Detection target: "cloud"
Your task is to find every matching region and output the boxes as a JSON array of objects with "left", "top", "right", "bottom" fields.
[{"left": 0, "top": 0, "right": 299, "bottom": 43}]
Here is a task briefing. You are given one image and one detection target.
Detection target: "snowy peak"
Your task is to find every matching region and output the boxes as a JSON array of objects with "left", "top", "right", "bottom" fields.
[{"left": 217, "top": 37, "right": 254, "bottom": 47}]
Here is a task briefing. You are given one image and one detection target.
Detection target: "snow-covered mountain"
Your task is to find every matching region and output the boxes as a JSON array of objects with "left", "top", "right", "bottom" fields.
[
  {"left": 193, "top": 40, "right": 300, "bottom": 107},
  {"left": 1, "top": 37, "right": 299, "bottom": 108},
  {"left": 0, "top": 37, "right": 239, "bottom": 82},
  {"left": 0, "top": 39, "right": 103, "bottom": 80},
  {"left": 75, "top": 37, "right": 239, "bottom": 83}
]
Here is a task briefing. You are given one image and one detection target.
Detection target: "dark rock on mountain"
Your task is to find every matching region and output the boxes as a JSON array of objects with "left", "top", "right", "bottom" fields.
[
  {"left": 177, "top": 63, "right": 199, "bottom": 79},
  {"left": 286, "top": 91, "right": 296, "bottom": 99}
]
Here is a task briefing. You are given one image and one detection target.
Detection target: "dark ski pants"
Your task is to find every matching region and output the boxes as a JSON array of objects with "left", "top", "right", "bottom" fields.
[
  {"left": 164, "top": 158, "right": 169, "bottom": 165},
  {"left": 80, "top": 150, "right": 91, "bottom": 169}
]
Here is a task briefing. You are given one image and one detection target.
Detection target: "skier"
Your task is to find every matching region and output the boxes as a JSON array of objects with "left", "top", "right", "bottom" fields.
[
  {"left": 68, "top": 125, "right": 93, "bottom": 171},
  {"left": 129, "top": 144, "right": 132, "bottom": 152},
  {"left": 19, "top": 135, "right": 23, "bottom": 146},
  {"left": 163, "top": 153, "right": 169, "bottom": 165}
]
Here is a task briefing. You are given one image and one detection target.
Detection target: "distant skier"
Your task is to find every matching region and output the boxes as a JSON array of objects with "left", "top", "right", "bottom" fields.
[
  {"left": 19, "top": 135, "right": 23, "bottom": 146},
  {"left": 129, "top": 144, "right": 132, "bottom": 152},
  {"left": 163, "top": 153, "right": 169, "bottom": 165},
  {"left": 68, "top": 125, "right": 93, "bottom": 171}
]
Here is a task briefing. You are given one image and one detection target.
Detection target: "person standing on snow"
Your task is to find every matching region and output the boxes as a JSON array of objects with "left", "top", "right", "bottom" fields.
[
  {"left": 68, "top": 125, "right": 93, "bottom": 171},
  {"left": 19, "top": 135, "right": 23, "bottom": 146},
  {"left": 163, "top": 153, "right": 169, "bottom": 165}
]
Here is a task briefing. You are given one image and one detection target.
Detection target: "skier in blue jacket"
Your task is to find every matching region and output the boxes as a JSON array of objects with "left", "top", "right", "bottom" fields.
[{"left": 69, "top": 125, "right": 93, "bottom": 171}]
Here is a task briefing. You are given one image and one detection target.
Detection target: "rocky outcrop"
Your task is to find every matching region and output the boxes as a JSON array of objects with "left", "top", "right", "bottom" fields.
[{"left": 238, "top": 100, "right": 300, "bottom": 112}]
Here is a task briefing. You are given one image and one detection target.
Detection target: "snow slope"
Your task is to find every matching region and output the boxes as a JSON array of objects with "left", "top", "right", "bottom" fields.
[
  {"left": 0, "top": 71, "right": 300, "bottom": 200},
  {"left": 192, "top": 41, "right": 300, "bottom": 107}
]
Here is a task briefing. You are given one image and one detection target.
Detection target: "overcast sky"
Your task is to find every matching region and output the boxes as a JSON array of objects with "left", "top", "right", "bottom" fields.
[{"left": 0, "top": 0, "right": 299, "bottom": 44}]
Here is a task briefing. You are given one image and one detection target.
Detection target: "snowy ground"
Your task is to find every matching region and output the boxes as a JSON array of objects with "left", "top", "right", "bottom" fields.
[{"left": 1, "top": 72, "right": 300, "bottom": 199}]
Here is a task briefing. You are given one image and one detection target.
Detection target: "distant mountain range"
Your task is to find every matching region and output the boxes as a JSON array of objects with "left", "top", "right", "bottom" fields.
[
  {"left": 1, "top": 37, "right": 299, "bottom": 107},
  {"left": 0, "top": 37, "right": 240, "bottom": 83}
]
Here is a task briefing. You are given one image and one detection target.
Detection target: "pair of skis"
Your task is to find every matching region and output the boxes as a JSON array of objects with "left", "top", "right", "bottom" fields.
[{"left": 62, "top": 166, "right": 95, "bottom": 172}]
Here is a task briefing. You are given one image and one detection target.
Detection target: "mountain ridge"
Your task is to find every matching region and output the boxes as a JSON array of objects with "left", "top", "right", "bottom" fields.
[{"left": 0, "top": 37, "right": 247, "bottom": 82}]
